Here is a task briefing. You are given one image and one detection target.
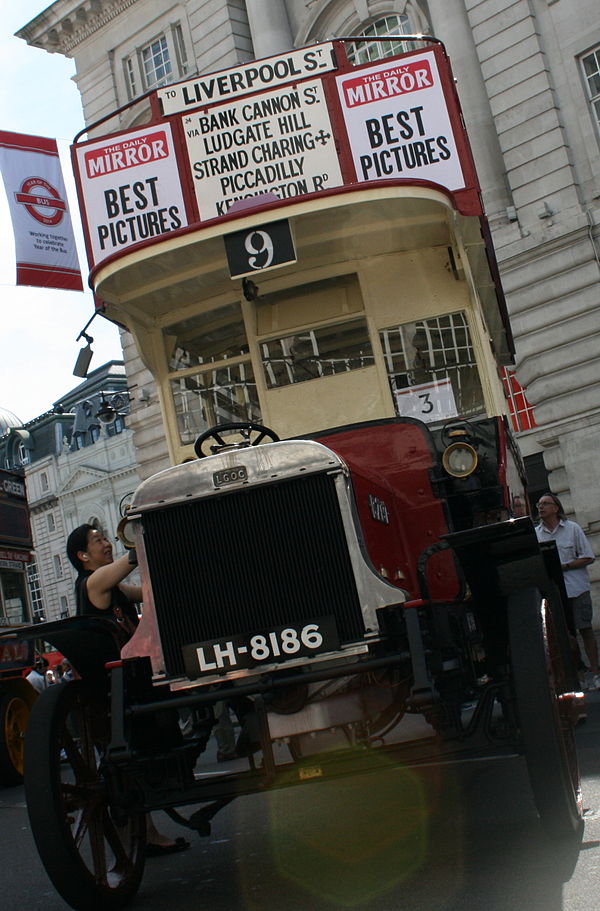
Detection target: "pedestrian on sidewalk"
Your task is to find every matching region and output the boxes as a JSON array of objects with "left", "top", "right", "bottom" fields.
[{"left": 536, "top": 492, "right": 599, "bottom": 690}]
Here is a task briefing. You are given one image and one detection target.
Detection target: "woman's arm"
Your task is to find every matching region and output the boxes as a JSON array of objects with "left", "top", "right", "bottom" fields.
[
  {"left": 118, "top": 581, "right": 143, "bottom": 603},
  {"left": 86, "top": 554, "right": 139, "bottom": 610}
]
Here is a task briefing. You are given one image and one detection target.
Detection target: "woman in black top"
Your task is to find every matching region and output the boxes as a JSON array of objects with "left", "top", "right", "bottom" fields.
[
  {"left": 66, "top": 523, "right": 190, "bottom": 857},
  {"left": 67, "top": 523, "right": 141, "bottom": 633}
]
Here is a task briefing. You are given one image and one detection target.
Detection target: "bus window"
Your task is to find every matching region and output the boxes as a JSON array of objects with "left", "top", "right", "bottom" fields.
[
  {"left": 166, "top": 302, "right": 249, "bottom": 371},
  {"left": 171, "top": 363, "right": 261, "bottom": 445},
  {"left": 379, "top": 311, "right": 485, "bottom": 423},
  {"left": 260, "top": 318, "right": 374, "bottom": 389},
  {"left": 0, "top": 569, "right": 30, "bottom": 624},
  {"left": 166, "top": 302, "right": 258, "bottom": 444}
]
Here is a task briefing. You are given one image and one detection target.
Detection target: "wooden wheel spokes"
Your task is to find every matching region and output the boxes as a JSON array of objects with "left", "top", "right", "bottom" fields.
[{"left": 25, "top": 681, "right": 145, "bottom": 909}]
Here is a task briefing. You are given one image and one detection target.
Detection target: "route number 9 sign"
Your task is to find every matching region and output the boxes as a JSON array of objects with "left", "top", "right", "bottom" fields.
[{"left": 224, "top": 219, "right": 296, "bottom": 278}]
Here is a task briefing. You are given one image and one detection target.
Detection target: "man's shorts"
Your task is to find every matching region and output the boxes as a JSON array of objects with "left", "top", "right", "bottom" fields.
[{"left": 569, "top": 591, "right": 593, "bottom": 629}]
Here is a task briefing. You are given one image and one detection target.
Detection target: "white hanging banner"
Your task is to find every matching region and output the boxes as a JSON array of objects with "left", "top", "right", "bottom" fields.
[{"left": 0, "top": 131, "right": 83, "bottom": 291}]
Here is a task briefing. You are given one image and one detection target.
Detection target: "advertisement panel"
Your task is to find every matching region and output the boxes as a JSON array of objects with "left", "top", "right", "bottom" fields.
[
  {"left": 158, "top": 43, "right": 336, "bottom": 115},
  {"left": 71, "top": 43, "right": 483, "bottom": 272},
  {"left": 0, "top": 471, "right": 32, "bottom": 551},
  {"left": 0, "top": 131, "right": 83, "bottom": 290},
  {"left": 183, "top": 79, "right": 343, "bottom": 218},
  {"left": 336, "top": 49, "right": 466, "bottom": 191},
  {"left": 74, "top": 123, "right": 188, "bottom": 265}
]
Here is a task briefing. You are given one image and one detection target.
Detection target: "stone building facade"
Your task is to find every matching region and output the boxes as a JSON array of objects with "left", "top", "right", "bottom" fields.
[
  {"left": 17, "top": 1, "right": 600, "bottom": 600},
  {"left": 1, "top": 362, "right": 141, "bottom": 621}
]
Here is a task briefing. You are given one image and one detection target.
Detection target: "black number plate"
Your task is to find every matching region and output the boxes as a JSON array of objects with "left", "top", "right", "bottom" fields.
[{"left": 182, "top": 616, "right": 339, "bottom": 677}]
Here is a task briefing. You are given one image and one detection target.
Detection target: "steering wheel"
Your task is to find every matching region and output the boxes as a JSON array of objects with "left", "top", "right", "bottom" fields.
[{"left": 194, "top": 421, "right": 280, "bottom": 458}]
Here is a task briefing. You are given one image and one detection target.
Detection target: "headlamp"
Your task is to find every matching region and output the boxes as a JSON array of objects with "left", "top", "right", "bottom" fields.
[{"left": 442, "top": 441, "right": 478, "bottom": 478}]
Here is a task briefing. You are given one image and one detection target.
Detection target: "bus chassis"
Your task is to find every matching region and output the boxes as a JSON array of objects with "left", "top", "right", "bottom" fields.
[{"left": 10, "top": 419, "right": 584, "bottom": 911}]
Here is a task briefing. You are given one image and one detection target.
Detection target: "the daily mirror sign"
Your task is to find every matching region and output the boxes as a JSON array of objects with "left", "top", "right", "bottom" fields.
[
  {"left": 337, "top": 49, "right": 466, "bottom": 191},
  {"left": 74, "top": 123, "right": 188, "bottom": 265}
]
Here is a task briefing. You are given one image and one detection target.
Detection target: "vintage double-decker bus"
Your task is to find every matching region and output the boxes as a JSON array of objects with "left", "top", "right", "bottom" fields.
[{"left": 9, "top": 36, "right": 584, "bottom": 910}]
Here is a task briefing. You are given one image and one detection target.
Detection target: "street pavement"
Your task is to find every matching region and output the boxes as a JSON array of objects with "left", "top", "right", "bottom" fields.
[{"left": 2, "top": 692, "right": 600, "bottom": 911}]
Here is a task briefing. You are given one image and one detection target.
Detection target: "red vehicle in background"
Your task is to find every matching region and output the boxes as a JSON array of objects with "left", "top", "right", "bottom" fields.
[{"left": 0, "top": 468, "right": 36, "bottom": 785}]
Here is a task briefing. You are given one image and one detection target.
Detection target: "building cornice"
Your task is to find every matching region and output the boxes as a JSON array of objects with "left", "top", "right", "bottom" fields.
[
  {"left": 58, "top": 464, "right": 139, "bottom": 497},
  {"left": 16, "top": 0, "right": 140, "bottom": 58},
  {"left": 30, "top": 496, "right": 60, "bottom": 514},
  {"left": 496, "top": 212, "right": 596, "bottom": 273}
]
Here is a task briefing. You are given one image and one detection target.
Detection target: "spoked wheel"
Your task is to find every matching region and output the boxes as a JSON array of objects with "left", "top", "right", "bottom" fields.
[
  {"left": 507, "top": 586, "right": 583, "bottom": 839},
  {"left": 0, "top": 692, "right": 30, "bottom": 785},
  {"left": 24, "top": 681, "right": 145, "bottom": 910}
]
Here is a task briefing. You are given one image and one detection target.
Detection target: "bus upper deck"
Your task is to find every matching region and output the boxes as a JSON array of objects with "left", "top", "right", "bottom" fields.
[{"left": 71, "top": 37, "right": 514, "bottom": 464}]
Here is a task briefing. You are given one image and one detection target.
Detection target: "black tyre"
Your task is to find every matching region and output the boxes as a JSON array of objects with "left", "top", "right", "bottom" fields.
[
  {"left": 507, "top": 586, "right": 583, "bottom": 839},
  {"left": 0, "top": 691, "right": 30, "bottom": 785},
  {"left": 24, "top": 681, "right": 145, "bottom": 910}
]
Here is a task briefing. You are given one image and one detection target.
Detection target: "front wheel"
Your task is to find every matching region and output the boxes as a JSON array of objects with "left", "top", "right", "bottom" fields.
[
  {"left": 0, "top": 692, "right": 30, "bottom": 785},
  {"left": 24, "top": 681, "right": 145, "bottom": 910},
  {"left": 507, "top": 586, "right": 583, "bottom": 839}
]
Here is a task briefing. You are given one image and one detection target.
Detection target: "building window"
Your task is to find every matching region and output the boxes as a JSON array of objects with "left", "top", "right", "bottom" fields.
[
  {"left": 40, "top": 471, "right": 49, "bottom": 492},
  {"left": 106, "top": 416, "right": 125, "bottom": 436},
  {"left": 582, "top": 47, "right": 600, "bottom": 134},
  {"left": 173, "top": 23, "right": 189, "bottom": 75},
  {"left": 27, "top": 561, "right": 44, "bottom": 620},
  {"left": 123, "top": 22, "right": 189, "bottom": 99},
  {"left": 142, "top": 34, "right": 172, "bottom": 89},
  {"left": 17, "top": 442, "right": 30, "bottom": 466},
  {"left": 501, "top": 368, "right": 537, "bottom": 432},
  {"left": 47, "top": 512, "right": 56, "bottom": 533},
  {"left": 59, "top": 595, "right": 69, "bottom": 619},
  {"left": 53, "top": 554, "right": 64, "bottom": 580},
  {"left": 90, "top": 424, "right": 101, "bottom": 443},
  {"left": 347, "top": 14, "right": 416, "bottom": 64},
  {"left": 125, "top": 56, "right": 138, "bottom": 97}
]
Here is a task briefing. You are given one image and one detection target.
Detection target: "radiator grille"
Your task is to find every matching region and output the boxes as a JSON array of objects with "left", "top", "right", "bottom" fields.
[{"left": 141, "top": 472, "right": 365, "bottom": 676}]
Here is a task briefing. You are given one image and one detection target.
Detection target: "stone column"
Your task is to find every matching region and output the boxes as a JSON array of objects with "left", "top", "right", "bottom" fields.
[
  {"left": 426, "top": 0, "right": 509, "bottom": 219},
  {"left": 246, "top": 0, "right": 294, "bottom": 58}
]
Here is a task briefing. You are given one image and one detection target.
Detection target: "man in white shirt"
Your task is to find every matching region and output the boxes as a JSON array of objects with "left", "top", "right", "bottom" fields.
[
  {"left": 535, "top": 492, "right": 598, "bottom": 689},
  {"left": 26, "top": 657, "right": 49, "bottom": 694}
]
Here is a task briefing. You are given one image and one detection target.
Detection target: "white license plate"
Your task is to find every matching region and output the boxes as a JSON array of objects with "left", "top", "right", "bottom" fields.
[{"left": 183, "top": 616, "right": 339, "bottom": 677}]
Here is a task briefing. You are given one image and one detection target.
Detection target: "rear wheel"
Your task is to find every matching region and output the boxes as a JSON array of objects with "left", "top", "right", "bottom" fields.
[
  {"left": 0, "top": 692, "right": 30, "bottom": 785},
  {"left": 507, "top": 586, "right": 583, "bottom": 839},
  {"left": 24, "top": 681, "right": 145, "bottom": 910}
]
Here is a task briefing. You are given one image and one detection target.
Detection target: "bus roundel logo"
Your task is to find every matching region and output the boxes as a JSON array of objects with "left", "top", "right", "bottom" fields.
[{"left": 14, "top": 176, "right": 67, "bottom": 226}]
